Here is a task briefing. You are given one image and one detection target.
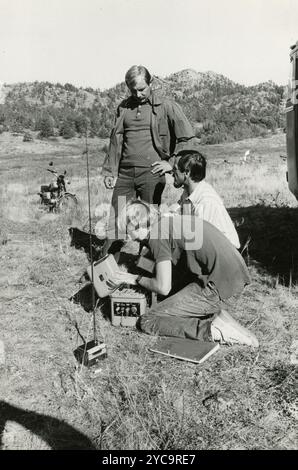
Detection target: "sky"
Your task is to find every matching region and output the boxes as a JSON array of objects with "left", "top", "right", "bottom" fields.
[{"left": 0, "top": 0, "right": 297, "bottom": 90}]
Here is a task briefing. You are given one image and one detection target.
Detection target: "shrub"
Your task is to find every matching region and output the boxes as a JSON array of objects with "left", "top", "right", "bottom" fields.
[
  {"left": 60, "top": 118, "right": 76, "bottom": 139},
  {"left": 37, "top": 115, "right": 55, "bottom": 138},
  {"left": 23, "top": 132, "right": 33, "bottom": 142}
]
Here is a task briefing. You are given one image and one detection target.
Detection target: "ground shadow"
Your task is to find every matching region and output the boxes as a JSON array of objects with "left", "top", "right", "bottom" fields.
[
  {"left": 70, "top": 282, "right": 99, "bottom": 312},
  {"left": 69, "top": 283, "right": 111, "bottom": 320},
  {"left": 68, "top": 227, "right": 105, "bottom": 261},
  {"left": 228, "top": 205, "right": 298, "bottom": 284},
  {"left": 0, "top": 400, "right": 96, "bottom": 450},
  {"left": 70, "top": 207, "right": 298, "bottom": 286}
]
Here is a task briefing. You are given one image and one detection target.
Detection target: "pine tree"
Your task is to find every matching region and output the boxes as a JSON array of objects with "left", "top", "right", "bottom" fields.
[{"left": 37, "top": 115, "right": 55, "bottom": 138}]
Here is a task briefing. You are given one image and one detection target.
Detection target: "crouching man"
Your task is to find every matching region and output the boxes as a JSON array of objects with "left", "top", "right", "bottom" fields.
[
  {"left": 171, "top": 150, "right": 240, "bottom": 248},
  {"left": 112, "top": 200, "right": 258, "bottom": 347}
]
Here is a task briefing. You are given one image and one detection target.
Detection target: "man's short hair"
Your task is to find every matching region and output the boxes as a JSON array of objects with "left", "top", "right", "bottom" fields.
[
  {"left": 125, "top": 65, "right": 152, "bottom": 88},
  {"left": 177, "top": 150, "right": 206, "bottom": 182}
]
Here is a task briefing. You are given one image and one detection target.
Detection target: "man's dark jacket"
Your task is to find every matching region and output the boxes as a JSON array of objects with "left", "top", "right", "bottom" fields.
[{"left": 102, "top": 92, "right": 197, "bottom": 177}]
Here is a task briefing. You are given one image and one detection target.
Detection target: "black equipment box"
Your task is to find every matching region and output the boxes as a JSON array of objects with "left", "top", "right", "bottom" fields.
[{"left": 74, "top": 340, "right": 107, "bottom": 366}]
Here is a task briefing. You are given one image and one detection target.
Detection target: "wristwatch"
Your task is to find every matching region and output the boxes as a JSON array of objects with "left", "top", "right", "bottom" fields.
[{"left": 136, "top": 274, "right": 142, "bottom": 284}]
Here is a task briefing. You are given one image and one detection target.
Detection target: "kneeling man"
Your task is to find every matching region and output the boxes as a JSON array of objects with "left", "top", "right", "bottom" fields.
[{"left": 112, "top": 200, "right": 258, "bottom": 347}]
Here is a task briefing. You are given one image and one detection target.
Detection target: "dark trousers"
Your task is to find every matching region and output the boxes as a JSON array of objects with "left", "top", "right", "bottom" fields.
[
  {"left": 138, "top": 283, "right": 221, "bottom": 341},
  {"left": 103, "top": 166, "right": 166, "bottom": 255},
  {"left": 112, "top": 166, "right": 166, "bottom": 209}
]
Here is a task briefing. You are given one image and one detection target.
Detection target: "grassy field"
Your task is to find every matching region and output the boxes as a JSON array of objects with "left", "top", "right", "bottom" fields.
[{"left": 0, "top": 131, "right": 297, "bottom": 450}]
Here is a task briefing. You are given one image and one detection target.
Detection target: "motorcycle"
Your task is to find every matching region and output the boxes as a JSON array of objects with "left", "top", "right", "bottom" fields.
[{"left": 38, "top": 162, "right": 77, "bottom": 212}]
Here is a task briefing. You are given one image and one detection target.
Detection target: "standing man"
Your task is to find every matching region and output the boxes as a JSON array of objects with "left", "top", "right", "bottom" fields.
[{"left": 101, "top": 65, "right": 196, "bottom": 253}]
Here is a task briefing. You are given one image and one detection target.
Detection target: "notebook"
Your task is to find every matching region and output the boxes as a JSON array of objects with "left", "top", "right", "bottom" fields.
[{"left": 149, "top": 337, "right": 219, "bottom": 364}]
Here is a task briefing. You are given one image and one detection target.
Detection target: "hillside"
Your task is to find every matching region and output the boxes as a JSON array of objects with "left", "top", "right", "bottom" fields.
[{"left": 0, "top": 70, "right": 285, "bottom": 143}]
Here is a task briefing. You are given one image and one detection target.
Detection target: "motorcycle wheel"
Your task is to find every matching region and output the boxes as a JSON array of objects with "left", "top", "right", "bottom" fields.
[{"left": 55, "top": 193, "right": 78, "bottom": 213}]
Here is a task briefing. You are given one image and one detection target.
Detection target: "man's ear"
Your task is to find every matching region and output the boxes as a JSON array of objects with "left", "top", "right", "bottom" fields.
[{"left": 183, "top": 169, "right": 191, "bottom": 185}]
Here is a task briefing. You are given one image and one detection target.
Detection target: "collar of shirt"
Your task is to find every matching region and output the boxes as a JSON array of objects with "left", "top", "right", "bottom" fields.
[
  {"left": 186, "top": 180, "right": 224, "bottom": 206},
  {"left": 128, "top": 91, "right": 162, "bottom": 108}
]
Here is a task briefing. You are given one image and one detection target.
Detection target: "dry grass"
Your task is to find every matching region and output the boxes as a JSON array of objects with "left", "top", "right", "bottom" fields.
[{"left": 0, "top": 131, "right": 297, "bottom": 450}]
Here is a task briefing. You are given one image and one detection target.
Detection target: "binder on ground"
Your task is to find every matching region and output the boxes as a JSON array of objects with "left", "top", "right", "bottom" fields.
[{"left": 149, "top": 337, "right": 219, "bottom": 364}]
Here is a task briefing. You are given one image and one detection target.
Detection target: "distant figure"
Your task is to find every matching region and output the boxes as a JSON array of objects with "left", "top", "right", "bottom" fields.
[
  {"left": 171, "top": 150, "right": 240, "bottom": 248},
  {"left": 101, "top": 64, "right": 196, "bottom": 255},
  {"left": 240, "top": 150, "right": 250, "bottom": 164}
]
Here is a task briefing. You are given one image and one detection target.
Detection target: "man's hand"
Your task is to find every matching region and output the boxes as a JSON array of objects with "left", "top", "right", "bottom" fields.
[
  {"left": 104, "top": 176, "right": 117, "bottom": 189},
  {"left": 151, "top": 161, "right": 173, "bottom": 175}
]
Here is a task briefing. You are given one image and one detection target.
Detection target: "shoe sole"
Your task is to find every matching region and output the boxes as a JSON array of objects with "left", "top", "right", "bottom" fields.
[{"left": 212, "top": 310, "right": 259, "bottom": 347}]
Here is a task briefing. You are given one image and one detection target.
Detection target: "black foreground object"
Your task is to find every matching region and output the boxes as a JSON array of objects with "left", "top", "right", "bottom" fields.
[{"left": 74, "top": 340, "right": 107, "bottom": 367}]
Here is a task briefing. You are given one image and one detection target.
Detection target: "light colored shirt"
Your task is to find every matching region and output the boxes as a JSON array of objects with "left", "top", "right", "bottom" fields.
[{"left": 178, "top": 181, "right": 240, "bottom": 249}]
